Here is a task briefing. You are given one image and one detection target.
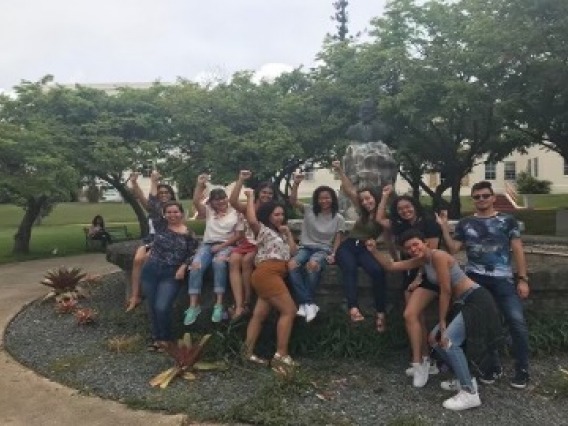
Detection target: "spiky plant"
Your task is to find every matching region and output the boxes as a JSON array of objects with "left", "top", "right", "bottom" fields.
[
  {"left": 74, "top": 307, "right": 97, "bottom": 325},
  {"left": 150, "top": 333, "right": 226, "bottom": 388},
  {"left": 41, "top": 267, "right": 87, "bottom": 301},
  {"left": 106, "top": 335, "right": 142, "bottom": 353}
]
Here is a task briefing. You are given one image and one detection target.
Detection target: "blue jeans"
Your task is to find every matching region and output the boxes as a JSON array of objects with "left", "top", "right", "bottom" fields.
[
  {"left": 288, "top": 246, "right": 331, "bottom": 304},
  {"left": 468, "top": 273, "right": 530, "bottom": 372},
  {"left": 433, "top": 312, "right": 475, "bottom": 392},
  {"left": 141, "top": 258, "right": 181, "bottom": 341},
  {"left": 187, "top": 243, "right": 232, "bottom": 295},
  {"left": 335, "top": 238, "right": 387, "bottom": 312}
]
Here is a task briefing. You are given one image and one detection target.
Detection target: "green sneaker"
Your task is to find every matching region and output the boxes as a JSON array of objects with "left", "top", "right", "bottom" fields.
[
  {"left": 211, "top": 304, "right": 224, "bottom": 323},
  {"left": 183, "top": 306, "right": 201, "bottom": 326}
]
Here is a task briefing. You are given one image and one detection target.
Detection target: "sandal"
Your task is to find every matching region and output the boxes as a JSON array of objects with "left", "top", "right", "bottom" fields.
[
  {"left": 349, "top": 307, "right": 365, "bottom": 323},
  {"left": 271, "top": 353, "right": 299, "bottom": 375},
  {"left": 240, "top": 346, "right": 268, "bottom": 366},
  {"left": 147, "top": 342, "right": 165, "bottom": 353},
  {"left": 375, "top": 313, "right": 387, "bottom": 333}
]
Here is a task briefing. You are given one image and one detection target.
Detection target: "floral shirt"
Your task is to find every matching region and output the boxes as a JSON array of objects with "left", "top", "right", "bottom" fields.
[
  {"left": 255, "top": 223, "right": 291, "bottom": 265},
  {"left": 149, "top": 221, "right": 198, "bottom": 266}
]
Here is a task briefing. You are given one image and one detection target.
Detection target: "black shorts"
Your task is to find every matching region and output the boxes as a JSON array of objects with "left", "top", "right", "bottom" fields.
[{"left": 404, "top": 269, "right": 439, "bottom": 294}]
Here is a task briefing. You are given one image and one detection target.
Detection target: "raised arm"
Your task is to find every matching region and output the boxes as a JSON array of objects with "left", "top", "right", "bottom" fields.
[
  {"left": 365, "top": 239, "right": 423, "bottom": 272},
  {"left": 192, "top": 174, "right": 208, "bottom": 219},
  {"left": 128, "top": 172, "right": 150, "bottom": 211},
  {"left": 149, "top": 170, "right": 160, "bottom": 197},
  {"left": 375, "top": 184, "right": 393, "bottom": 229},
  {"left": 289, "top": 172, "right": 305, "bottom": 212},
  {"left": 244, "top": 189, "right": 260, "bottom": 236},
  {"left": 229, "top": 170, "right": 251, "bottom": 214},
  {"left": 331, "top": 160, "right": 359, "bottom": 207},
  {"left": 436, "top": 210, "right": 463, "bottom": 254}
]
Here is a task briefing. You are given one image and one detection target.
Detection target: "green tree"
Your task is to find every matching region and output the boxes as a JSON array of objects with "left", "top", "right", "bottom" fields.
[{"left": 331, "top": 0, "right": 349, "bottom": 41}]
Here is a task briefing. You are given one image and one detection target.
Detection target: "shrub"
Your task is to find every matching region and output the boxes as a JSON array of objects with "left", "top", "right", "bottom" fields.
[{"left": 516, "top": 171, "right": 551, "bottom": 194}]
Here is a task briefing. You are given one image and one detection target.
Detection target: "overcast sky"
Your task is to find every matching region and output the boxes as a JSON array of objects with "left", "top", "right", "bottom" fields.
[{"left": 1, "top": 0, "right": 386, "bottom": 91}]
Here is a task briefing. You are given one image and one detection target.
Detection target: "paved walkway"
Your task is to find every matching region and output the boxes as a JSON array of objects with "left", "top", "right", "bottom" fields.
[{"left": 0, "top": 254, "right": 188, "bottom": 426}]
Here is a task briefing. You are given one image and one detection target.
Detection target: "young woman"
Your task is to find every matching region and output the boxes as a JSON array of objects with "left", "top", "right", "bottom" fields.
[
  {"left": 241, "top": 188, "right": 299, "bottom": 369},
  {"left": 228, "top": 170, "right": 275, "bottom": 320},
  {"left": 331, "top": 160, "right": 388, "bottom": 332},
  {"left": 376, "top": 185, "right": 442, "bottom": 386},
  {"left": 288, "top": 172, "right": 346, "bottom": 322},
  {"left": 88, "top": 215, "right": 112, "bottom": 247},
  {"left": 141, "top": 201, "right": 198, "bottom": 352},
  {"left": 184, "top": 174, "right": 241, "bottom": 325},
  {"left": 127, "top": 171, "right": 177, "bottom": 312},
  {"left": 366, "top": 229, "right": 502, "bottom": 411}
]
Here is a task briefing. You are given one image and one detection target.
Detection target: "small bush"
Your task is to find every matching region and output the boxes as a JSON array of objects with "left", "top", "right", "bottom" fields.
[{"left": 516, "top": 171, "right": 551, "bottom": 194}]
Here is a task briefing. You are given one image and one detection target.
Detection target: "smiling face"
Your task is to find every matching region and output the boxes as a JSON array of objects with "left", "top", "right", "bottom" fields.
[
  {"left": 403, "top": 237, "right": 427, "bottom": 258},
  {"left": 358, "top": 190, "right": 377, "bottom": 212},
  {"left": 317, "top": 190, "right": 333, "bottom": 212},
  {"left": 210, "top": 195, "right": 229, "bottom": 213},
  {"left": 257, "top": 186, "right": 274, "bottom": 204},
  {"left": 471, "top": 188, "right": 495, "bottom": 213},
  {"left": 157, "top": 186, "right": 173, "bottom": 203},
  {"left": 164, "top": 204, "right": 184, "bottom": 225},
  {"left": 269, "top": 206, "right": 285, "bottom": 227},
  {"left": 396, "top": 199, "right": 417, "bottom": 222}
]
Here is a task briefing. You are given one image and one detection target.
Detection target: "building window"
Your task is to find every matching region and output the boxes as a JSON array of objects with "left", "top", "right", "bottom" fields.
[
  {"left": 533, "top": 158, "right": 539, "bottom": 177},
  {"left": 526, "top": 159, "right": 532, "bottom": 175},
  {"left": 304, "top": 171, "right": 315, "bottom": 181},
  {"left": 504, "top": 162, "right": 516, "bottom": 180},
  {"left": 564, "top": 159, "right": 568, "bottom": 176},
  {"left": 484, "top": 162, "right": 496, "bottom": 180}
]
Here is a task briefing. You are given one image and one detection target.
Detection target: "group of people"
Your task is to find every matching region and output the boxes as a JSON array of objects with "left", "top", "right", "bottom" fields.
[{"left": 123, "top": 164, "right": 531, "bottom": 412}]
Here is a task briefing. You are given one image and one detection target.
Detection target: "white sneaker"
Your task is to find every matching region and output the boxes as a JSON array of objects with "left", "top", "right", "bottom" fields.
[
  {"left": 405, "top": 359, "right": 439, "bottom": 377},
  {"left": 442, "top": 389, "right": 481, "bottom": 411},
  {"left": 305, "top": 304, "right": 320, "bottom": 323},
  {"left": 412, "top": 360, "right": 430, "bottom": 388},
  {"left": 297, "top": 304, "right": 306, "bottom": 317}
]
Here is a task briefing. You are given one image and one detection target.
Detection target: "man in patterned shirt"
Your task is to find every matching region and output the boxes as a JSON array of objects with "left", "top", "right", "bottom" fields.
[{"left": 438, "top": 181, "right": 530, "bottom": 389}]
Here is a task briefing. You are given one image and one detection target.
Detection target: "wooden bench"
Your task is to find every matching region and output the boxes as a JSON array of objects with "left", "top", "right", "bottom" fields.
[{"left": 83, "top": 225, "right": 132, "bottom": 251}]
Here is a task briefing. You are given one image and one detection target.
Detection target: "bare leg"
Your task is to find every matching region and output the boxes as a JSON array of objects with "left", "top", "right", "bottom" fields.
[
  {"left": 126, "top": 246, "right": 148, "bottom": 312},
  {"left": 268, "top": 291, "right": 297, "bottom": 357},
  {"left": 244, "top": 298, "right": 271, "bottom": 354},
  {"left": 242, "top": 252, "right": 256, "bottom": 307},
  {"left": 404, "top": 288, "right": 437, "bottom": 363},
  {"left": 229, "top": 252, "right": 244, "bottom": 317}
]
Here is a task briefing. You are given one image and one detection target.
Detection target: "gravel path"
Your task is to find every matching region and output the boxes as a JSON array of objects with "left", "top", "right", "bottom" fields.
[{"left": 4, "top": 273, "right": 567, "bottom": 426}]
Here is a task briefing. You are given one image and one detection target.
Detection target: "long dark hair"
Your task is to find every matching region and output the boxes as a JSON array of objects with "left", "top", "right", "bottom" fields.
[
  {"left": 157, "top": 183, "right": 177, "bottom": 201},
  {"left": 256, "top": 201, "right": 286, "bottom": 232},
  {"left": 92, "top": 215, "right": 105, "bottom": 227},
  {"left": 254, "top": 181, "right": 275, "bottom": 202},
  {"left": 312, "top": 186, "right": 339, "bottom": 217},
  {"left": 357, "top": 186, "right": 382, "bottom": 223},
  {"left": 389, "top": 195, "right": 425, "bottom": 225}
]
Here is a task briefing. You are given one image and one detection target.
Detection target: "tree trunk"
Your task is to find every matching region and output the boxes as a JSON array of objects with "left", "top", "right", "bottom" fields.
[
  {"left": 13, "top": 196, "right": 47, "bottom": 254},
  {"left": 115, "top": 184, "right": 149, "bottom": 237},
  {"left": 449, "top": 180, "right": 462, "bottom": 219}
]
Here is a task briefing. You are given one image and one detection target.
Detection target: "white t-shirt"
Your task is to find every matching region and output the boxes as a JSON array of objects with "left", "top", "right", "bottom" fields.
[{"left": 202, "top": 205, "right": 240, "bottom": 243}]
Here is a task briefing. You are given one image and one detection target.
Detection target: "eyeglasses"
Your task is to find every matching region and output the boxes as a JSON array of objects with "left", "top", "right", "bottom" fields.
[{"left": 472, "top": 193, "right": 492, "bottom": 200}]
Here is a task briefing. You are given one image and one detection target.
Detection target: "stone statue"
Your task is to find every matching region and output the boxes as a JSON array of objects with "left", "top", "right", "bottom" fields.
[{"left": 340, "top": 99, "right": 398, "bottom": 219}]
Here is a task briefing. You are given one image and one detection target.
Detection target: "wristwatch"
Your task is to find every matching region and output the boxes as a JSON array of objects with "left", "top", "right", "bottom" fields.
[{"left": 517, "top": 275, "right": 529, "bottom": 283}]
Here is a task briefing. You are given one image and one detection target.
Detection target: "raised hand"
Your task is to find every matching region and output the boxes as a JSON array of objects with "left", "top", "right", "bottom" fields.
[
  {"left": 244, "top": 188, "right": 254, "bottom": 198},
  {"left": 239, "top": 170, "right": 252, "bottom": 181},
  {"left": 278, "top": 225, "right": 290, "bottom": 234},
  {"left": 150, "top": 170, "right": 161, "bottom": 183},
  {"left": 129, "top": 172, "right": 140, "bottom": 183},
  {"left": 382, "top": 184, "right": 393, "bottom": 198},
  {"left": 331, "top": 160, "right": 342, "bottom": 172},
  {"left": 197, "top": 174, "right": 209, "bottom": 187},
  {"left": 435, "top": 210, "right": 449, "bottom": 226},
  {"left": 293, "top": 172, "right": 305, "bottom": 185}
]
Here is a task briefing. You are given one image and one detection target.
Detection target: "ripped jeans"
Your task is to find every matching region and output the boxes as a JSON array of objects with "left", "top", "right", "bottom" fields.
[{"left": 187, "top": 243, "right": 232, "bottom": 295}]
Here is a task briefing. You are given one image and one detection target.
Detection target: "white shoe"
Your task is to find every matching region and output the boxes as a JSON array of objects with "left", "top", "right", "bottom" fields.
[
  {"left": 297, "top": 304, "right": 306, "bottom": 317},
  {"left": 405, "top": 359, "right": 439, "bottom": 377},
  {"left": 412, "top": 360, "right": 430, "bottom": 388},
  {"left": 305, "top": 304, "right": 320, "bottom": 323},
  {"left": 442, "top": 389, "right": 481, "bottom": 411}
]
